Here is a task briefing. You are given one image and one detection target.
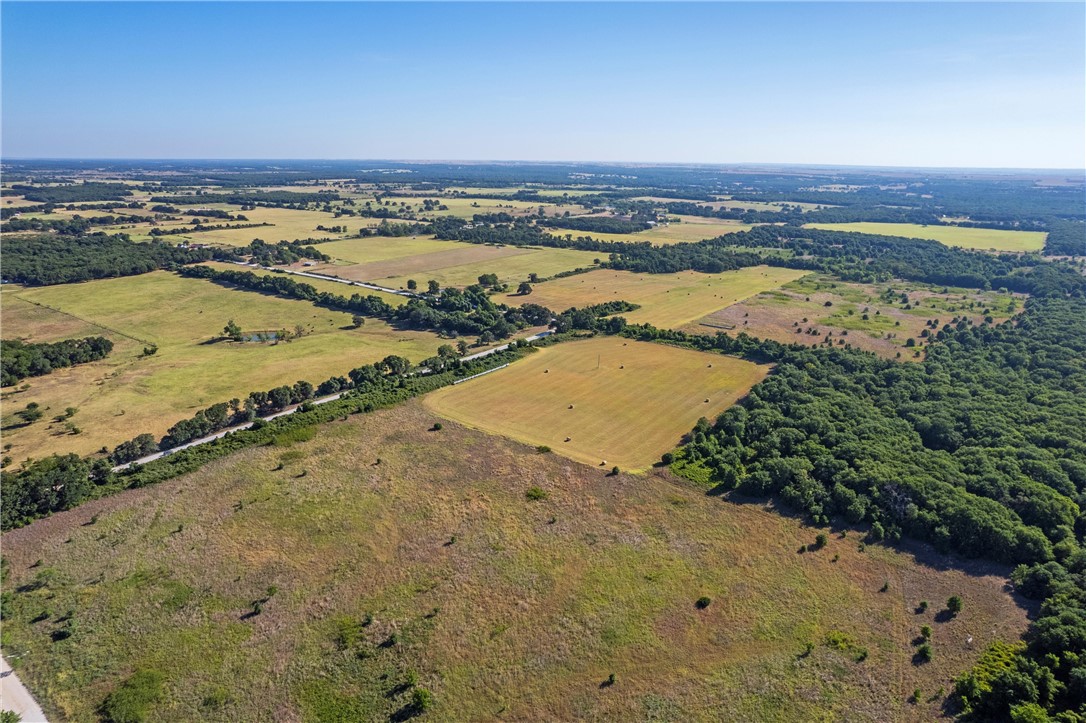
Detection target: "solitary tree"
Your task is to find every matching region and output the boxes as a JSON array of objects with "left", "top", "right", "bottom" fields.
[
  {"left": 223, "top": 319, "right": 243, "bottom": 342},
  {"left": 427, "top": 280, "right": 440, "bottom": 295},
  {"left": 517, "top": 282, "right": 533, "bottom": 295},
  {"left": 351, "top": 314, "right": 365, "bottom": 328},
  {"left": 947, "top": 596, "right": 963, "bottom": 615},
  {"left": 406, "top": 279, "right": 417, "bottom": 291}
]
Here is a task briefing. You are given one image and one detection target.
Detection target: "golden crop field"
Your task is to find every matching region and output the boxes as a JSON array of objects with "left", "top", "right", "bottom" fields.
[
  {"left": 425, "top": 336, "right": 767, "bottom": 470},
  {"left": 1, "top": 272, "right": 449, "bottom": 459},
  {"left": 804, "top": 222, "right": 1047, "bottom": 252},
  {"left": 509, "top": 266, "right": 810, "bottom": 328}
]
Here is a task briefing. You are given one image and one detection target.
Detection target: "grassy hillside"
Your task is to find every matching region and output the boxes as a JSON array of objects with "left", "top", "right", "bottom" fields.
[{"left": 1, "top": 401, "right": 1029, "bottom": 722}]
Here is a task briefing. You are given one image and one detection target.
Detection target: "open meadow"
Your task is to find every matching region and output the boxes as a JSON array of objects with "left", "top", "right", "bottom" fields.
[
  {"left": 308, "top": 236, "right": 600, "bottom": 290},
  {"left": 0, "top": 400, "right": 1030, "bottom": 722},
  {"left": 689, "top": 275, "right": 1025, "bottom": 360},
  {"left": 804, "top": 222, "right": 1046, "bottom": 253},
  {"left": 0, "top": 272, "right": 450, "bottom": 460},
  {"left": 509, "top": 266, "right": 809, "bottom": 328},
  {"left": 425, "top": 337, "right": 767, "bottom": 470},
  {"left": 546, "top": 215, "right": 756, "bottom": 246}
]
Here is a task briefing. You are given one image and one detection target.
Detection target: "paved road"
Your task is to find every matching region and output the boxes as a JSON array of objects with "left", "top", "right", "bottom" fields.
[
  {"left": 1, "top": 655, "right": 48, "bottom": 722},
  {"left": 112, "top": 330, "right": 552, "bottom": 473},
  {"left": 229, "top": 261, "right": 417, "bottom": 297}
]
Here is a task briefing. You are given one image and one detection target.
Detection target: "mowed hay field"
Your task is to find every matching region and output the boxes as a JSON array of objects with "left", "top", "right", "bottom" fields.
[
  {"left": 805, "top": 222, "right": 1046, "bottom": 252},
  {"left": 310, "top": 236, "right": 599, "bottom": 290},
  {"left": 510, "top": 266, "right": 810, "bottom": 328},
  {"left": 691, "top": 274, "right": 1024, "bottom": 360},
  {"left": 0, "top": 401, "right": 1030, "bottom": 722},
  {"left": 425, "top": 337, "right": 767, "bottom": 471},
  {"left": 545, "top": 216, "right": 756, "bottom": 246},
  {"left": 0, "top": 272, "right": 448, "bottom": 459}
]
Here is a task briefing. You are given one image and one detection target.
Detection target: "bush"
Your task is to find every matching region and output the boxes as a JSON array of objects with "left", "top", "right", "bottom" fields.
[
  {"left": 696, "top": 596, "right": 711, "bottom": 609},
  {"left": 536, "top": 445, "right": 551, "bottom": 453},
  {"left": 947, "top": 595, "right": 963, "bottom": 615},
  {"left": 101, "top": 669, "right": 165, "bottom": 723},
  {"left": 815, "top": 533, "right": 828, "bottom": 549},
  {"left": 916, "top": 643, "right": 933, "bottom": 663},
  {"left": 430, "top": 422, "right": 443, "bottom": 431},
  {"left": 920, "top": 625, "right": 932, "bottom": 640},
  {"left": 411, "top": 687, "right": 434, "bottom": 712},
  {"left": 525, "top": 486, "right": 548, "bottom": 501}
]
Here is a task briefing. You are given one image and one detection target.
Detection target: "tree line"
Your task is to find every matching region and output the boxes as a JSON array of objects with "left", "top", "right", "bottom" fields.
[
  {"left": 2, "top": 233, "right": 216, "bottom": 286},
  {"left": 1, "top": 336, "right": 114, "bottom": 387},
  {"left": 0, "top": 342, "right": 533, "bottom": 530}
]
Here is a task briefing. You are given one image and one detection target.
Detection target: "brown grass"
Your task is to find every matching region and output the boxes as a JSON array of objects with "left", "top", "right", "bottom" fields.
[{"left": 1, "top": 401, "right": 1030, "bottom": 722}]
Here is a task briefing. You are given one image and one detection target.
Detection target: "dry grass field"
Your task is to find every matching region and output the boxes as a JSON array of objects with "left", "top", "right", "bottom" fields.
[
  {"left": 545, "top": 216, "right": 756, "bottom": 246},
  {"left": 200, "top": 262, "right": 409, "bottom": 307},
  {"left": 0, "top": 273, "right": 449, "bottom": 460},
  {"left": 424, "top": 337, "right": 767, "bottom": 470},
  {"left": 307, "top": 236, "right": 600, "bottom": 290},
  {"left": 690, "top": 275, "right": 1024, "bottom": 360},
  {"left": 0, "top": 400, "right": 1030, "bottom": 722},
  {"left": 804, "top": 222, "right": 1047, "bottom": 253},
  {"left": 509, "top": 266, "right": 809, "bottom": 328}
]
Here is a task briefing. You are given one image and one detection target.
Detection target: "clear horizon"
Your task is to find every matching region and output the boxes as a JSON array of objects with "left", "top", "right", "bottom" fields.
[{"left": 3, "top": 2, "right": 1083, "bottom": 168}]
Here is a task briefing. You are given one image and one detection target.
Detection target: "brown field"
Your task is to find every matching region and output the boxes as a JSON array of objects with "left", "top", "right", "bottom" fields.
[
  {"left": 689, "top": 275, "right": 1024, "bottom": 360},
  {"left": 426, "top": 337, "right": 767, "bottom": 471},
  {"left": 509, "top": 266, "right": 810, "bottom": 328},
  {"left": 0, "top": 400, "right": 1030, "bottom": 722}
]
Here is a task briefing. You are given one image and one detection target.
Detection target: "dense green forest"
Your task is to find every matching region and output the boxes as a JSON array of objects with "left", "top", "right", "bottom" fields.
[
  {"left": 0, "top": 336, "right": 114, "bottom": 386},
  {"left": 2, "top": 234, "right": 215, "bottom": 285},
  {"left": 655, "top": 296, "right": 1086, "bottom": 720},
  {"left": 10, "top": 182, "right": 133, "bottom": 203}
]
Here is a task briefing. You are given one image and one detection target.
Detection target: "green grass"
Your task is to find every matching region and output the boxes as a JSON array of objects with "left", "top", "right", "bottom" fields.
[
  {"left": 0, "top": 272, "right": 450, "bottom": 460},
  {"left": 0, "top": 401, "right": 1030, "bottom": 721},
  {"left": 804, "top": 222, "right": 1046, "bottom": 253}
]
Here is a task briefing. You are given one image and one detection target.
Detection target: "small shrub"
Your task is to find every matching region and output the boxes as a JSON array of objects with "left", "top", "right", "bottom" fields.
[
  {"left": 411, "top": 687, "right": 434, "bottom": 712},
  {"left": 879, "top": 580, "right": 889, "bottom": 592},
  {"left": 695, "top": 596, "right": 711, "bottom": 609},
  {"left": 814, "top": 533, "right": 828, "bottom": 549},
  {"left": 917, "top": 600, "right": 929, "bottom": 613},
  {"left": 430, "top": 422, "right": 443, "bottom": 431},
  {"left": 947, "top": 595, "right": 963, "bottom": 615},
  {"left": 920, "top": 625, "right": 932, "bottom": 640},
  {"left": 916, "top": 643, "right": 933, "bottom": 663},
  {"left": 525, "top": 486, "right": 548, "bottom": 501},
  {"left": 536, "top": 445, "right": 551, "bottom": 453}
]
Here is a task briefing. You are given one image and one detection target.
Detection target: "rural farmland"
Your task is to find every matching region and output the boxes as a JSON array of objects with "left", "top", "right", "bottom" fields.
[{"left": 424, "top": 336, "right": 768, "bottom": 470}]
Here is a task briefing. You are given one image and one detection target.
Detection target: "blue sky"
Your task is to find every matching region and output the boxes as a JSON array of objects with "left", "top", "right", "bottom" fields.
[{"left": 2, "top": 2, "right": 1083, "bottom": 168}]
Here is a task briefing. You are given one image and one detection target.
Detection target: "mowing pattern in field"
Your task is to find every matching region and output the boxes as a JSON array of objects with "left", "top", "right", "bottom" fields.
[
  {"left": 0, "top": 401, "right": 1029, "bottom": 721},
  {"left": 805, "top": 222, "right": 1046, "bottom": 252},
  {"left": 509, "top": 266, "right": 809, "bottom": 328},
  {"left": 1, "top": 272, "right": 448, "bottom": 459},
  {"left": 309, "top": 236, "right": 600, "bottom": 289},
  {"left": 424, "top": 337, "right": 766, "bottom": 470}
]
